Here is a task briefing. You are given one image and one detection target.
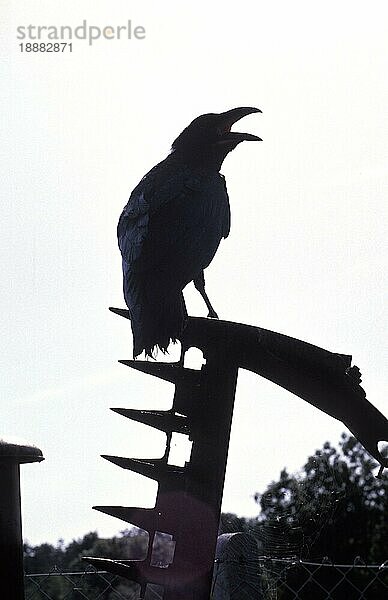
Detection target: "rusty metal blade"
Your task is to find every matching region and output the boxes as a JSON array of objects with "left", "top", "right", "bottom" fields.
[
  {"left": 101, "top": 455, "right": 184, "bottom": 481},
  {"left": 93, "top": 505, "right": 159, "bottom": 531},
  {"left": 118, "top": 360, "right": 201, "bottom": 385},
  {"left": 110, "top": 408, "right": 189, "bottom": 434},
  {"left": 109, "top": 307, "right": 131, "bottom": 320}
]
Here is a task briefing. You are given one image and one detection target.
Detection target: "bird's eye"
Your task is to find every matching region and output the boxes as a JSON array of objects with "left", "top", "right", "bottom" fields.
[{"left": 217, "top": 125, "right": 231, "bottom": 136}]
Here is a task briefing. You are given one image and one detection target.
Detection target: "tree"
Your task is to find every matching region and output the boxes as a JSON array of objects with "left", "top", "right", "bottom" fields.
[{"left": 253, "top": 433, "right": 388, "bottom": 563}]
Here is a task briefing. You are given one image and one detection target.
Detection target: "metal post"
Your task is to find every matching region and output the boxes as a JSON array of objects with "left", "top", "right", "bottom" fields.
[{"left": 0, "top": 440, "right": 44, "bottom": 599}]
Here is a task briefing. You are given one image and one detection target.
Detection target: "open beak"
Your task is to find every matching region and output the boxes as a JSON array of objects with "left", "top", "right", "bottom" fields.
[{"left": 217, "top": 106, "right": 262, "bottom": 143}]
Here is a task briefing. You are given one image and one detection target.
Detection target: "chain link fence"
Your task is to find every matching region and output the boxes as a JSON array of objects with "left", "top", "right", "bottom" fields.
[
  {"left": 24, "top": 565, "right": 161, "bottom": 599},
  {"left": 25, "top": 558, "right": 388, "bottom": 599},
  {"left": 212, "top": 557, "right": 388, "bottom": 599}
]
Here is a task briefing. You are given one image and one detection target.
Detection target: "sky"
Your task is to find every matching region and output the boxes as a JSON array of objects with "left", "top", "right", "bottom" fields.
[{"left": 1, "top": 1, "right": 387, "bottom": 546}]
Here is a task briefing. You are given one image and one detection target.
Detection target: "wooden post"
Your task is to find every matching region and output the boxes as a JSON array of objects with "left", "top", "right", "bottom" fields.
[{"left": 0, "top": 441, "right": 44, "bottom": 599}]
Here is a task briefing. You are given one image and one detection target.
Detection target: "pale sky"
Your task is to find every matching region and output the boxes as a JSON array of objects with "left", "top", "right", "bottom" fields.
[{"left": 1, "top": 1, "right": 387, "bottom": 545}]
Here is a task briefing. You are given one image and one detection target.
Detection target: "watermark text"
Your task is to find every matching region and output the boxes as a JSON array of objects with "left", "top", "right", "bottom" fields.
[{"left": 16, "top": 20, "right": 146, "bottom": 46}]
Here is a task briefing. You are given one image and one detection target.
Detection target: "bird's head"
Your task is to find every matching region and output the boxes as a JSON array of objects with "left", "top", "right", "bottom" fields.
[{"left": 171, "top": 107, "right": 262, "bottom": 169}]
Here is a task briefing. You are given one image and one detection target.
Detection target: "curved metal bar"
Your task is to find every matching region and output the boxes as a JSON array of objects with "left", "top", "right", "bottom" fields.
[{"left": 182, "top": 317, "right": 388, "bottom": 469}]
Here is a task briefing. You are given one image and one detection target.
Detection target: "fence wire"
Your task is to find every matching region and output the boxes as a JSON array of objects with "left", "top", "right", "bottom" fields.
[
  {"left": 25, "top": 558, "right": 388, "bottom": 599},
  {"left": 212, "top": 557, "right": 388, "bottom": 599},
  {"left": 24, "top": 566, "right": 141, "bottom": 600}
]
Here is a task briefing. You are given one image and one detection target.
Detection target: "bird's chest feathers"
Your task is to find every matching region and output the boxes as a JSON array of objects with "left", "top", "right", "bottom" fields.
[{"left": 188, "top": 173, "right": 230, "bottom": 239}]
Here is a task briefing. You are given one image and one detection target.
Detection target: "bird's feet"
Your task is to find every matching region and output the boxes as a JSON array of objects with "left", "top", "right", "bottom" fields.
[{"left": 207, "top": 309, "right": 219, "bottom": 319}]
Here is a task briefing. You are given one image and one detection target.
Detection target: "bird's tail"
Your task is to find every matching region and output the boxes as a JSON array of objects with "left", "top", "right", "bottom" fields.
[{"left": 130, "top": 290, "right": 187, "bottom": 359}]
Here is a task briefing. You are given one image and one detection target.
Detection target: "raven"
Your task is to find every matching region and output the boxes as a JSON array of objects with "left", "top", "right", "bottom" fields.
[{"left": 118, "top": 107, "right": 261, "bottom": 358}]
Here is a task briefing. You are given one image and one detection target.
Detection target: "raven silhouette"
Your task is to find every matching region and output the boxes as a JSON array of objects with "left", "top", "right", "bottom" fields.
[{"left": 118, "top": 107, "right": 261, "bottom": 357}]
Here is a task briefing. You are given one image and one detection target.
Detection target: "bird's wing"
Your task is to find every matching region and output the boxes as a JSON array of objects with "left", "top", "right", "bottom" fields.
[
  {"left": 118, "top": 158, "right": 189, "bottom": 268},
  {"left": 118, "top": 158, "right": 230, "bottom": 278},
  {"left": 220, "top": 174, "right": 231, "bottom": 238},
  {"left": 117, "top": 188, "right": 149, "bottom": 267}
]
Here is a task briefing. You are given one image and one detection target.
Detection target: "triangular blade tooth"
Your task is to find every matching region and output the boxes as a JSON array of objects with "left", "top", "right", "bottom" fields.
[
  {"left": 84, "top": 556, "right": 177, "bottom": 588},
  {"left": 82, "top": 556, "right": 144, "bottom": 584},
  {"left": 118, "top": 360, "right": 201, "bottom": 385},
  {"left": 101, "top": 455, "right": 184, "bottom": 481},
  {"left": 109, "top": 306, "right": 131, "bottom": 320},
  {"left": 93, "top": 505, "right": 159, "bottom": 530},
  {"left": 110, "top": 408, "right": 189, "bottom": 434}
]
